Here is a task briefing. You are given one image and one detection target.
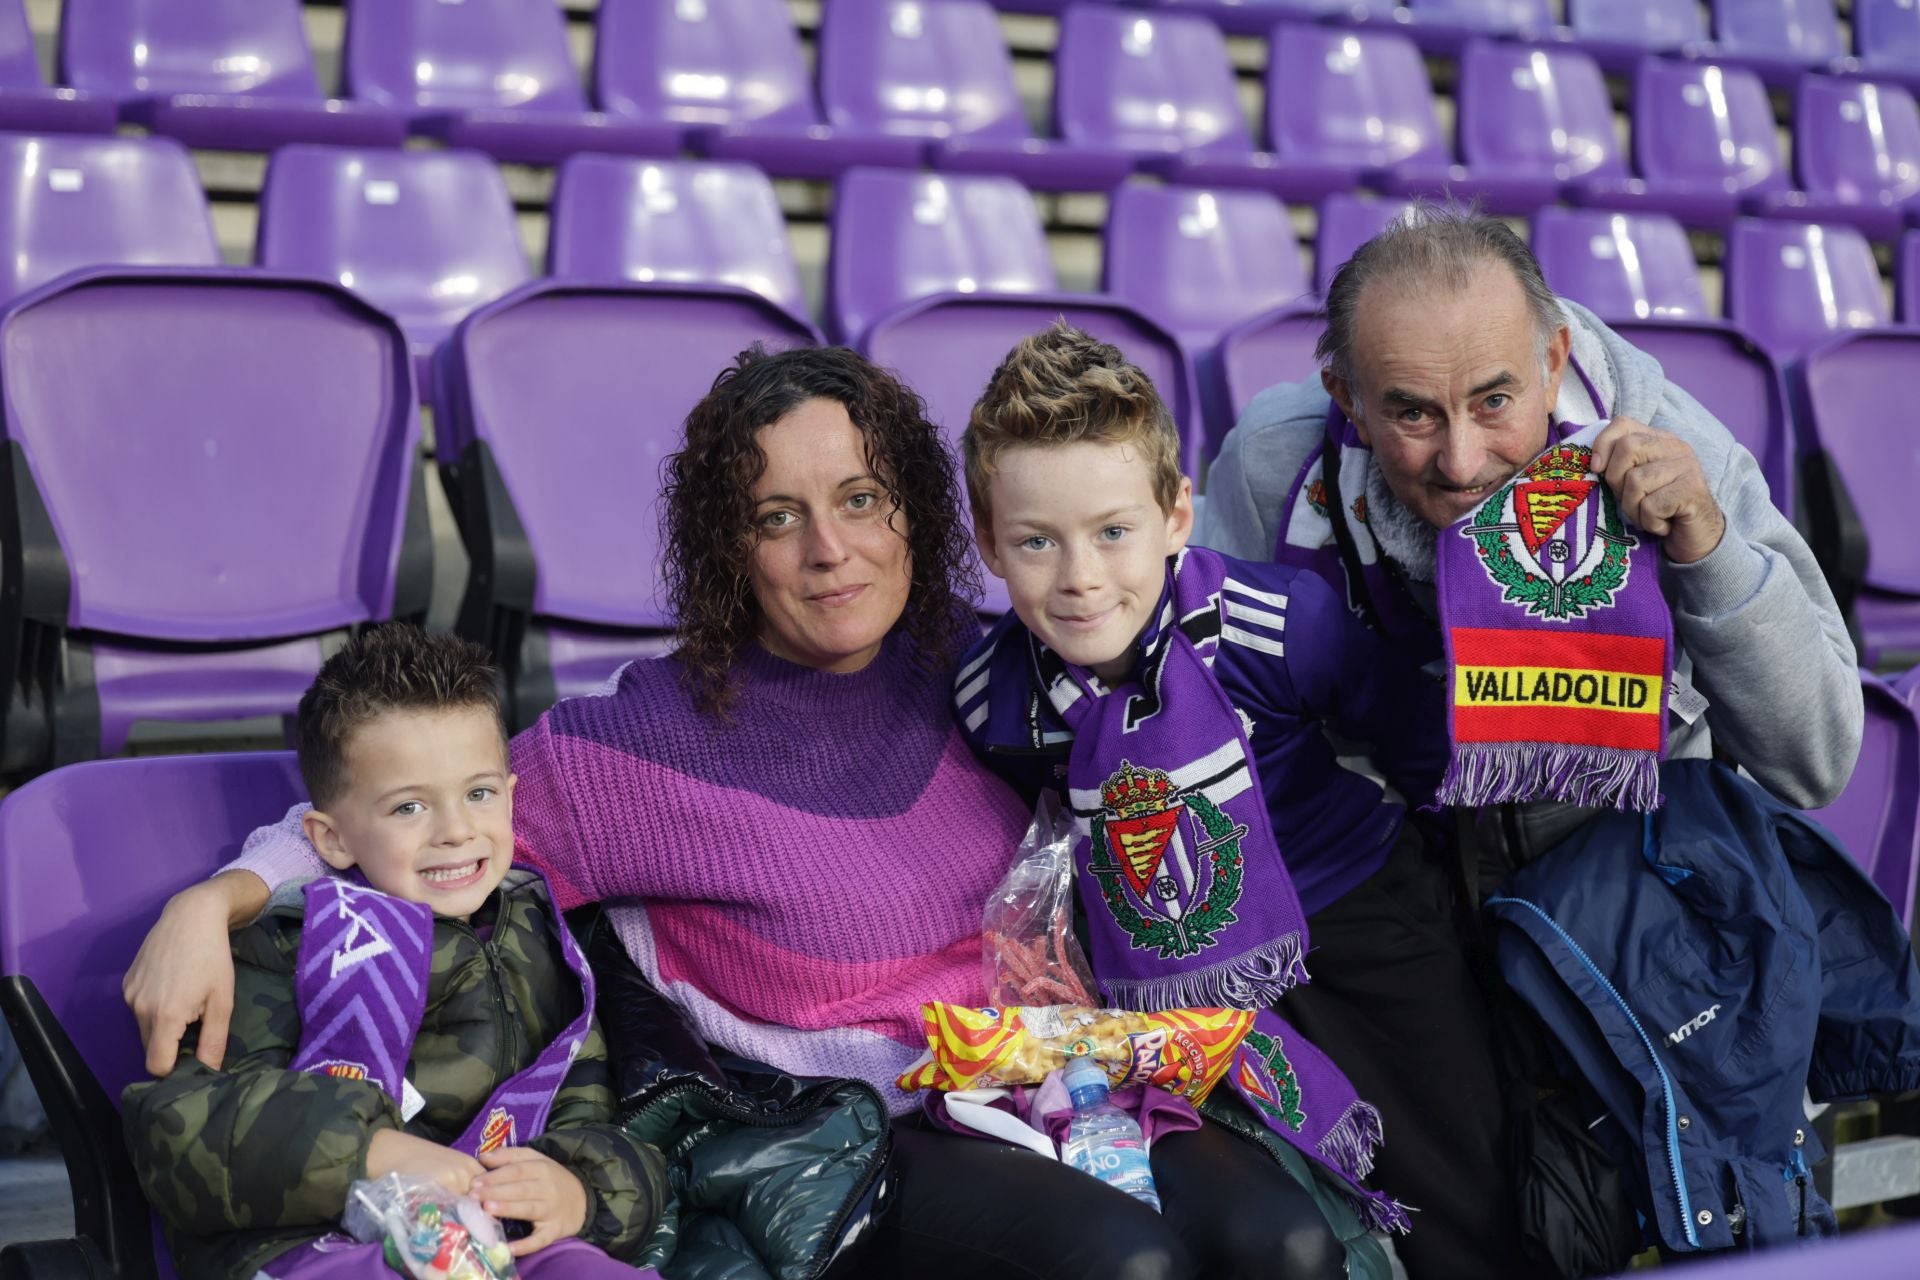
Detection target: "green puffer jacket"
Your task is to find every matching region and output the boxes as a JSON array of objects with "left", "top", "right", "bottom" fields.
[{"left": 122, "top": 870, "right": 669, "bottom": 1280}]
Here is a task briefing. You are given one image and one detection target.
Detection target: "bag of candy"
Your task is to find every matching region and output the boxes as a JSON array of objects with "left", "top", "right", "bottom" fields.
[
  {"left": 343, "top": 1172, "right": 519, "bottom": 1280},
  {"left": 983, "top": 792, "right": 1097, "bottom": 1007}
]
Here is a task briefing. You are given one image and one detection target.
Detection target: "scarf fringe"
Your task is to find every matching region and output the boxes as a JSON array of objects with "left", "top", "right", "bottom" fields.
[
  {"left": 1436, "top": 743, "right": 1662, "bottom": 813},
  {"left": 1350, "top": 1191, "right": 1414, "bottom": 1236},
  {"left": 1315, "top": 1099, "right": 1385, "bottom": 1182},
  {"left": 1100, "top": 931, "right": 1309, "bottom": 1012}
]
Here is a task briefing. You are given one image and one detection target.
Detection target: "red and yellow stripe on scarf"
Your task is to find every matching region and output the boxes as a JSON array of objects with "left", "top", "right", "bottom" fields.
[{"left": 1451, "top": 629, "right": 1666, "bottom": 752}]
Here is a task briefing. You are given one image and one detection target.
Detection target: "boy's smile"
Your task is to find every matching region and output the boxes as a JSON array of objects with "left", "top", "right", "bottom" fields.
[{"left": 977, "top": 440, "right": 1193, "bottom": 681}]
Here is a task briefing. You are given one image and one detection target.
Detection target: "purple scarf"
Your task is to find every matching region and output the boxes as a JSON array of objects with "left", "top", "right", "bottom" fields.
[
  {"left": 1040, "top": 546, "right": 1405, "bottom": 1230},
  {"left": 288, "top": 873, "right": 595, "bottom": 1156},
  {"left": 1433, "top": 424, "right": 1671, "bottom": 812}
]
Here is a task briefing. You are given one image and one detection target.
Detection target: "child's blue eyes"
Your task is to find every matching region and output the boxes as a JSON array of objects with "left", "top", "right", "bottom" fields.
[
  {"left": 389, "top": 788, "right": 496, "bottom": 817},
  {"left": 1017, "top": 528, "right": 1128, "bottom": 552},
  {"left": 1021, "top": 536, "right": 1052, "bottom": 552},
  {"left": 1100, "top": 526, "right": 1127, "bottom": 542}
]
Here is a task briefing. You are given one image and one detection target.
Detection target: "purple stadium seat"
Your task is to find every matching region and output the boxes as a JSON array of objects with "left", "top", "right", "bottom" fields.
[
  {"left": 1902, "top": 229, "right": 1920, "bottom": 320},
  {"left": 1809, "top": 673, "right": 1920, "bottom": 926},
  {"left": 0, "top": 269, "right": 427, "bottom": 771},
  {"left": 858, "top": 294, "right": 1197, "bottom": 610},
  {"left": 1263, "top": 25, "right": 1454, "bottom": 206},
  {"left": 1610, "top": 320, "right": 1796, "bottom": 509},
  {"left": 1382, "top": 41, "right": 1616, "bottom": 216},
  {"left": 596, "top": 0, "right": 920, "bottom": 179},
  {"left": 0, "top": 0, "right": 114, "bottom": 134},
  {"left": 1314, "top": 192, "right": 1416, "bottom": 294},
  {"left": 1748, "top": 77, "right": 1920, "bottom": 242},
  {"left": 1564, "top": 0, "right": 1708, "bottom": 73},
  {"left": 1148, "top": 0, "right": 1399, "bottom": 37},
  {"left": 814, "top": 0, "right": 1133, "bottom": 191},
  {"left": 256, "top": 147, "right": 531, "bottom": 397},
  {"left": 1531, "top": 208, "right": 1707, "bottom": 322},
  {"left": 1709, "top": 0, "right": 1847, "bottom": 89},
  {"left": 434, "top": 281, "right": 820, "bottom": 722},
  {"left": 548, "top": 155, "right": 807, "bottom": 324},
  {"left": 1796, "top": 332, "right": 1920, "bottom": 667},
  {"left": 1402, "top": 0, "right": 1555, "bottom": 56},
  {"left": 1104, "top": 184, "right": 1312, "bottom": 449},
  {"left": 0, "top": 134, "right": 218, "bottom": 308},
  {"left": 826, "top": 167, "right": 1056, "bottom": 346},
  {"left": 1854, "top": 0, "right": 1920, "bottom": 92},
  {"left": 1574, "top": 60, "right": 1787, "bottom": 231},
  {"left": 1217, "top": 304, "right": 1326, "bottom": 429},
  {"left": 343, "top": 0, "right": 676, "bottom": 165},
  {"left": 59, "top": 0, "right": 406, "bottom": 150},
  {"left": 1726, "top": 219, "right": 1890, "bottom": 361}
]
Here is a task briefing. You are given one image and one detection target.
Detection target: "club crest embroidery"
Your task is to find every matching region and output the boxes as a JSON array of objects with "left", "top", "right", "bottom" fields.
[
  {"left": 1236, "top": 1028, "right": 1306, "bottom": 1132},
  {"left": 477, "top": 1106, "right": 516, "bottom": 1154},
  {"left": 1461, "top": 443, "right": 1636, "bottom": 621},
  {"left": 1087, "top": 761, "right": 1249, "bottom": 960},
  {"left": 1305, "top": 477, "right": 1329, "bottom": 519},
  {"left": 315, "top": 1059, "right": 369, "bottom": 1081}
]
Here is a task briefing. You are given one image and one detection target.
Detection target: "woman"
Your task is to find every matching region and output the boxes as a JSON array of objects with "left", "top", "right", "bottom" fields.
[{"left": 124, "top": 346, "right": 1353, "bottom": 1280}]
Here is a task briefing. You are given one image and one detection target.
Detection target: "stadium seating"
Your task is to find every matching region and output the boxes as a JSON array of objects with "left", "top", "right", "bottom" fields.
[
  {"left": 1215, "top": 305, "right": 1327, "bottom": 434},
  {"left": 823, "top": 0, "right": 1134, "bottom": 191},
  {"left": 1726, "top": 219, "right": 1890, "bottom": 361},
  {"left": 1149, "top": 0, "right": 1399, "bottom": 37},
  {"left": 1853, "top": 0, "right": 1920, "bottom": 92},
  {"left": 1574, "top": 59, "right": 1788, "bottom": 231},
  {"left": 256, "top": 146, "right": 532, "bottom": 396},
  {"left": 0, "top": 134, "right": 219, "bottom": 308},
  {"left": 1901, "top": 230, "right": 1920, "bottom": 321},
  {"left": 548, "top": 154, "right": 808, "bottom": 323},
  {"left": 1401, "top": 0, "right": 1555, "bottom": 56},
  {"left": 826, "top": 167, "right": 1055, "bottom": 346},
  {"left": 1262, "top": 25, "right": 1455, "bottom": 206},
  {"left": 1811, "top": 672, "right": 1920, "bottom": 928},
  {"left": 1564, "top": 0, "right": 1708, "bottom": 73},
  {"left": 60, "top": 0, "right": 405, "bottom": 150},
  {"left": 0, "top": 268, "right": 429, "bottom": 772},
  {"left": 1709, "top": 0, "right": 1849, "bottom": 88},
  {"left": 1531, "top": 208, "right": 1708, "bottom": 322},
  {"left": 1314, "top": 193, "right": 1414, "bottom": 294},
  {"left": 343, "top": 0, "right": 677, "bottom": 165},
  {"left": 1104, "top": 184, "right": 1311, "bottom": 445},
  {"left": 1746, "top": 77, "right": 1920, "bottom": 242},
  {"left": 1795, "top": 331, "right": 1920, "bottom": 668},
  {"left": 0, "top": 0, "right": 114, "bottom": 134},
  {"left": 434, "top": 281, "right": 820, "bottom": 724}
]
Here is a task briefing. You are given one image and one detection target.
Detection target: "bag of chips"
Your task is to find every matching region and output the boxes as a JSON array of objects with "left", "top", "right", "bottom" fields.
[
  {"left": 343, "top": 1172, "right": 519, "bottom": 1280},
  {"left": 983, "top": 792, "right": 1097, "bottom": 1007},
  {"left": 898, "top": 1002, "right": 1254, "bottom": 1103}
]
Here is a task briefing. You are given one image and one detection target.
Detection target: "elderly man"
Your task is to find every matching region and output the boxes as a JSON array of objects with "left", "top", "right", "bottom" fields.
[{"left": 1199, "top": 209, "right": 1862, "bottom": 1278}]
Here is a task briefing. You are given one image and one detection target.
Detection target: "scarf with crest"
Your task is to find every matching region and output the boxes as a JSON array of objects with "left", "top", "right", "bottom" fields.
[{"left": 1038, "top": 545, "right": 1406, "bottom": 1231}]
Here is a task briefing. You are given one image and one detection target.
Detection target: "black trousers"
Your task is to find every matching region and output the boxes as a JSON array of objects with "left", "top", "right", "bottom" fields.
[
  {"left": 853, "top": 1111, "right": 1346, "bottom": 1280},
  {"left": 1276, "top": 826, "right": 1526, "bottom": 1280}
]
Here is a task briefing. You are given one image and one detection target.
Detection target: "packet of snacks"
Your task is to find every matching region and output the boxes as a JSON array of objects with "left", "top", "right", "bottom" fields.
[
  {"left": 343, "top": 1173, "right": 519, "bottom": 1280},
  {"left": 897, "top": 1003, "right": 1254, "bottom": 1103},
  {"left": 982, "top": 793, "right": 1097, "bottom": 1007}
]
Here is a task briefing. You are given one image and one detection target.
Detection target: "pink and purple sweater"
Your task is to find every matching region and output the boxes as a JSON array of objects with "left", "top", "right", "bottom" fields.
[{"left": 227, "top": 637, "right": 1031, "bottom": 1113}]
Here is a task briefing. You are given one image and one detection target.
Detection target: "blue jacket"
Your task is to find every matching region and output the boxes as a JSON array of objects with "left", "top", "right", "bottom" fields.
[{"left": 1488, "top": 761, "right": 1920, "bottom": 1254}]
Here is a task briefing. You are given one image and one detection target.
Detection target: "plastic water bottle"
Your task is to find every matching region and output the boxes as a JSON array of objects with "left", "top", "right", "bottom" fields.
[{"left": 1060, "top": 1056, "right": 1162, "bottom": 1212}]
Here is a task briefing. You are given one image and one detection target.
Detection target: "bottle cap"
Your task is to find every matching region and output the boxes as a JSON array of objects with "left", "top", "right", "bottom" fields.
[{"left": 1062, "top": 1056, "right": 1107, "bottom": 1095}]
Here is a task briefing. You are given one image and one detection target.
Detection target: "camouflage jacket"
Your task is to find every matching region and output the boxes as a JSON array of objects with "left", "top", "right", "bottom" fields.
[{"left": 122, "top": 869, "right": 668, "bottom": 1280}]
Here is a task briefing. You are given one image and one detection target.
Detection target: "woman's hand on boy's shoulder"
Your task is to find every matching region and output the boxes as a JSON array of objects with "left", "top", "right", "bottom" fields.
[
  {"left": 473, "top": 1146, "right": 589, "bottom": 1256},
  {"left": 124, "top": 870, "right": 267, "bottom": 1075}
]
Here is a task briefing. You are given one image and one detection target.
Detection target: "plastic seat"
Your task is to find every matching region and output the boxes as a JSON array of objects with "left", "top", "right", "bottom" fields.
[
  {"left": 1748, "top": 77, "right": 1920, "bottom": 242},
  {"left": 826, "top": 168, "right": 1056, "bottom": 346},
  {"left": 256, "top": 147, "right": 531, "bottom": 396},
  {"left": 548, "top": 155, "right": 807, "bottom": 323},
  {"left": 858, "top": 294, "right": 1197, "bottom": 610},
  {"left": 0, "top": 269, "right": 429, "bottom": 771},
  {"left": 1217, "top": 304, "right": 1327, "bottom": 430},
  {"left": 1314, "top": 192, "right": 1415, "bottom": 294},
  {"left": 1531, "top": 208, "right": 1707, "bottom": 322},
  {"left": 1725, "top": 220, "right": 1890, "bottom": 361},
  {"left": 0, "top": 134, "right": 218, "bottom": 309},
  {"left": 1709, "top": 0, "right": 1848, "bottom": 89},
  {"left": 59, "top": 0, "right": 406, "bottom": 150},
  {"left": 596, "top": 0, "right": 922, "bottom": 179},
  {"left": 0, "top": 0, "right": 115, "bottom": 134},
  {"left": 1104, "top": 184, "right": 1311, "bottom": 449},
  {"left": 1146, "top": 0, "right": 1399, "bottom": 37},
  {"left": 1901, "top": 229, "right": 1920, "bottom": 321},
  {"left": 1564, "top": 0, "right": 1708, "bottom": 73},
  {"left": 344, "top": 0, "right": 677, "bottom": 165},
  {"left": 1810, "top": 672, "right": 1920, "bottom": 925},
  {"left": 1796, "top": 333, "right": 1920, "bottom": 668},
  {"left": 1402, "top": 0, "right": 1555, "bottom": 56},
  {"left": 1574, "top": 60, "right": 1787, "bottom": 231},
  {"left": 1263, "top": 25, "right": 1455, "bottom": 206},
  {"left": 1853, "top": 0, "right": 1920, "bottom": 93},
  {"left": 434, "top": 281, "right": 820, "bottom": 724},
  {"left": 819, "top": 0, "right": 1134, "bottom": 191}
]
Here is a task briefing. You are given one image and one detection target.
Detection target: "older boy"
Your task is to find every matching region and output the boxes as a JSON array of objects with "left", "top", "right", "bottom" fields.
[{"left": 124, "top": 626, "right": 665, "bottom": 1280}]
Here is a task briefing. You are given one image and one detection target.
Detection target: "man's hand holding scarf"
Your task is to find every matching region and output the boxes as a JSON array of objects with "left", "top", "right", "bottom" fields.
[{"left": 1592, "top": 416, "right": 1727, "bottom": 565}]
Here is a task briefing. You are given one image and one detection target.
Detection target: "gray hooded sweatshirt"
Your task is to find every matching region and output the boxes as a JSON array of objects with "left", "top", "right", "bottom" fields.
[{"left": 1198, "top": 299, "right": 1862, "bottom": 857}]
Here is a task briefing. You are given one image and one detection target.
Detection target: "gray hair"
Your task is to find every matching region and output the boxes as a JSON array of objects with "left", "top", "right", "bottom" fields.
[{"left": 1315, "top": 202, "right": 1564, "bottom": 392}]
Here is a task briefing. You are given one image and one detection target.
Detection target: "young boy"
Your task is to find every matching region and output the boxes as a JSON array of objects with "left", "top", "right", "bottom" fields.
[{"left": 124, "top": 625, "right": 666, "bottom": 1280}]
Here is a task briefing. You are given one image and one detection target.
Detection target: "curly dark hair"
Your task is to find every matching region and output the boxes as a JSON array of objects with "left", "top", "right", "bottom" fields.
[{"left": 661, "top": 344, "right": 981, "bottom": 715}]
